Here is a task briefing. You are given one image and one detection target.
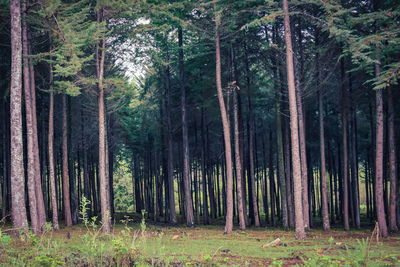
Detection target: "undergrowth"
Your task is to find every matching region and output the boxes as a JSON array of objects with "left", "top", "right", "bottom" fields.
[{"left": 0, "top": 210, "right": 398, "bottom": 266}]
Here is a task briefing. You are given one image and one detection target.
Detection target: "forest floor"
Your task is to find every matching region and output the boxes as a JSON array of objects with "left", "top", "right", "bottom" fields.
[{"left": 0, "top": 216, "right": 399, "bottom": 266}]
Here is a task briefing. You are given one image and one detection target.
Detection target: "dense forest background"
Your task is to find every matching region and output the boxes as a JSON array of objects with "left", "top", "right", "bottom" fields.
[{"left": 0, "top": 0, "right": 399, "bottom": 240}]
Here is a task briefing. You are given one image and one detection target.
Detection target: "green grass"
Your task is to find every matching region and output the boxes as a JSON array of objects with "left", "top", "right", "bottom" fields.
[{"left": 0, "top": 221, "right": 399, "bottom": 266}]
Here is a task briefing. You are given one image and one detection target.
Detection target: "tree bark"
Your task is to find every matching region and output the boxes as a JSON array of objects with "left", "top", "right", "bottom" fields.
[
  {"left": 374, "top": 50, "right": 389, "bottom": 237},
  {"left": 29, "top": 54, "right": 47, "bottom": 229},
  {"left": 201, "top": 108, "right": 209, "bottom": 224},
  {"left": 62, "top": 95, "right": 73, "bottom": 226},
  {"left": 316, "top": 38, "right": 330, "bottom": 230},
  {"left": 96, "top": 9, "right": 111, "bottom": 233},
  {"left": 10, "top": 0, "right": 28, "bottom": 232},
  {"left": 233, "top": 86, "right": 246, "bottom": 230},
  {"left": 283, "top": 0, "right": 306, "bottom": 240},
  {"left": 22, "top": 2, "right": 40, "bottom": 233},
  {"left": 178, "top": 28, "right": 194, "bottom": 226},
  {"left": 164, "top": 44, "right": 177, "bottom": 224},
  {"left": 214, "top": 7, "right": 233, "bottom": 234},
  {"left": 275, "top": 69, "right": 288, "bottom": 229},
  {"left": 318, "top": 71, "right": 330, "bottom": 231},
  {"left": 340, "top": 60, "right": 350, "bottom": 231},
  {"left": 387, "top": 87, "right": 398, "bottom": 231},
  {"left": 48, "top": 88, "right": 59, "bottom": 229}
]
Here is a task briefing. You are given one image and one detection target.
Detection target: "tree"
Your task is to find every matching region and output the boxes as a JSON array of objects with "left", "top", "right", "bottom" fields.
[
  {"left": 22, "top": 1, "right": 40, "bottom": 233},
  {"left": 282, "top": 0, "right": 306, "bottom": 240},
  {"left": 233, "top": 83, "right": 246, "bottom": 230},
  {"left": 9, "top": 0, "right": 28, "bottom": 232},
  {"left": 96, "top": 7, "right": 112, "bottom": 233},
  {"left": 387, "top": 87, "right": 398, "bottom": 232},
  {"left": 317, "top": 36, "right": 330, "bottom": 230},
  {"left": 214, "top": 4, "right": 233, "bottom": 234},
  {"left": 374, "top": 50, "right": 388, "bottom": 237},
  {"left": 178, "top": 27, "right": 195, "bottom": 226},
  {"left": 62, "top": 94, "right": 73, "bottom": 226}
]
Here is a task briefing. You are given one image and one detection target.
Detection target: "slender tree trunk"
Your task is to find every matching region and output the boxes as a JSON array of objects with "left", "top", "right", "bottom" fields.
[
  {"left": 22, "top": 2, "right": 40, "bottom": 233},
  {"left": 318, "top": 74, "right": 330, "bottom": 231},
  {"left": 48, "top": 66, "right": 59, "bottom": 229},
  {"left": 269, "top": 130, "right": 276, "bottom": 226},
  {"left": 96, "top": 9, "right": 111, "bottom": 233},
  {"left": 201, "top": 108, "right": 209, "bottom": 224},
  {"left": 10, "top": 0, "right": 28, "bottom": 232},
  {"left": 62, "top": 95, "right": 73, "bottom": 226},
  {"left": 316, "top": 40, "right": 330, "bottom": 231},
  {"left": 29, "top": 55, "right": 47, "bottom": 229},
  {"left": 283, "top": 0, "right": 306, "bottom": 239},
  {"left": 164, "top": 46, "right": 177, "bottom": 224},
  {"left": 296, "top": 82, "right": 310, "bottom": 230},
  {"left": 374, "top": 50, "right": 388, "bottom": 237},
  {"left": 214, "top": 8, "right": 233, "bottom": 234},
  {"left": 387, "top": 87, "right": 398, "bottom": 231},
  {"left": 178, "top": 28, "right": 194, "bottom": 226},
  {"left": 233, "top": 86, "right": 246, "bottom": 230},
  {"left": 284, "top": 116, "right": 295, "bottom": 228},
  {"left": 295, "top": 25, "right": 310, "bottom": 230},
  {"left": 276, "top": 82, "right": 288, "bottom": 229},
  {"left": 243, "top": 43, "right": 260, "bottom": 227},
  {"left": 340, "top": 60, "right": 350, "bottom": 231}
]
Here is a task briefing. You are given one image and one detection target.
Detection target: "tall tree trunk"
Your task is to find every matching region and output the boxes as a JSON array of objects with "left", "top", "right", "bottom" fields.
[
  {"left": 269, "top": 130, "right": 276, "bottom": 226},
  {"left": 316, "top": 37, "right": 330, "bottom": 230},
  {"left": 10, "top": 0, "right": 28, "bottom": 232},
  {"left": 201, "top": 108, "right": 209, "bottom": 224},
  {"left": 348, "top": 73, "right": 361, "bottom": 228},
  {"left": 295, "top": 24, "right": 310, "bottom": 230},
  {"left": 374, "top": 50, "right": 388, "bottom": 237},
  {"left": 243, "top": 42, "right": 260, "bottom": 227},
  {"left": 283, "top": 0, "right": 306, "bottom": 240},
  {"left": 29, "top": 55, "right": 47, "bottom": 229},
  {"left": 233, "top": 86, "right": 246, "bottom": 230},
  {"left": 318, "top": 70, "right": 330, "bottom": 231},
  {"left": 164, "top": 45, "right": 177, "bottom": 224},
  {"left": 22, "top": 2, "right": 40, "bottom": 233},
  {"left": 340, "top": 60, "right": 350, "bottom": 231},
  {"left": 96, "top": 9, "right": 111, "bottom": 233},
  {"left": 276, "top": 75, "right": 288, "bottom": 229},
  {"left": 387, "top": 87, "right": 398, "bottom": 231},
  {"left": 62, "top": 95, "right": 73, "bottom": 226},
  {"left": 214, "top": 8, "right": 233, "bottom": 234},
  {"left": 178, "top": 28, "right": 194, "bottom": 226},
  {"left": 48, "top": 64, "right": 59, "bottom": 229}
]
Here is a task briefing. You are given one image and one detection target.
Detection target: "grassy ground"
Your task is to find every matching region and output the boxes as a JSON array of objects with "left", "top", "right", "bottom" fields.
[{"left": 0, "top": 217, "right": 399, "bottom": 266}]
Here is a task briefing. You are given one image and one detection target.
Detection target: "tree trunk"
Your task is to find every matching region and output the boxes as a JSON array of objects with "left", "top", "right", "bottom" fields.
[
  {"left": 283, "top": 0, "right": 306, "bottom": 240},
  {"left": 29, "top": 55, "right": 47, "bottom": 229},
  {"left": 374, "top": 50, "right": 389, "bottom": 237},
  {"left": 201, "top": 108, "right": 209, "bottom": 224},
  {"left": 62, "top": 95, "right": 73, "bottom": 226},
  {"left": 233, "top": 86, "right": 246, "bottom": 230},
  {"left": 316, "top": 39, "right": 330, "bottom": 231},
  {"left": 48, "top": 64, "right": 59, "bottom": 229},
  {"left": 276, "top": 75, "right": 288, "bottom": 229},
  {"left": 340, "top": 60, "right": 350, "bottom": 231},
  {"left": 10, "top": 0, "right": 28, "bottom": 232},
  {"left": 164, "top": 45, "right": 177, "bottom": 224},
  {"left": 178, "top": 28, "right": 194, "bottom": 226},
  {"left": 387, "top": 87, "right": 398, "bottom": 231},
  {"left": 318, "top": 74, "right": 330, "bottom": 231},
  {"left": 22, "top": 2, "right": 40, "bottom": 233},
  {"left": 96, "top": 9, "right": 111, "bottom": 233},
  {"left": 214, "top": 8, "right": 233, "bottom": 234}
]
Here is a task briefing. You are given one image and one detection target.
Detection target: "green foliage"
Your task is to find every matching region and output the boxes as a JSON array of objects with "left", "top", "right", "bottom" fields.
[{"left": 35, "top": 0, "right": 106, "bottom": 95}]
